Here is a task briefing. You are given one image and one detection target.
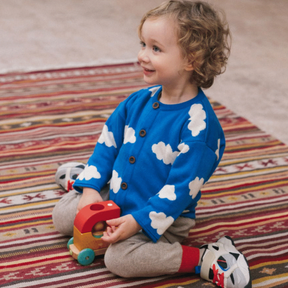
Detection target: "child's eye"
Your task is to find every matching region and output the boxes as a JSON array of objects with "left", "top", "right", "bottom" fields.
[
  {"left": 153, "top": 46, "right": 161, "bottom": 52},
  {"left": 140, "top": 41, "right": 146, "bottom": 48}
]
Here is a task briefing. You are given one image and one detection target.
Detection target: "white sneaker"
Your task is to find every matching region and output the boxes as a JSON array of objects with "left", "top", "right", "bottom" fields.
[
  {"left": 198, "top": 236, "right": 251, "bottom": 288},
  {"left": 55, "top": 162, "right": 85, "bottom": 192}
]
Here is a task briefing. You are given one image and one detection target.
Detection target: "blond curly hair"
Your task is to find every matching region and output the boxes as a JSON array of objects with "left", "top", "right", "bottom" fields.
[{"left": 138, "top": 0, "right": 231, "bottom": 88}]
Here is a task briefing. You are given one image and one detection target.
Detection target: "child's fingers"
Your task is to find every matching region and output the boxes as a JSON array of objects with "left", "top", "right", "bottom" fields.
[
  {"left": 106, "top": 217, "right": 122, "bottom": 226},
  {"left": 102, "top": 229, "right": 112, "bottom": 241},
  {"left": 111, "top": 225, "right": 117, "bottom": 232},
  {"left": 102, "top": 232, "right": 116, "bottom": 243},
  {"left": 102, "top": 226, "right": 122, "bottom": 243},
  {"left": 106, "top": 226, "right": 113, "bottom": 236},
  {"left": 104, "top": 225, "right": 117, "bottom": 235},
  {"left": 102, "top": 225, "right": 118, "bottom": 242}
]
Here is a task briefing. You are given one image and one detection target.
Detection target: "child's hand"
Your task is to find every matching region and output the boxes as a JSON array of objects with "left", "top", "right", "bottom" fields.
[
  {"left": 76, "top": 188, "right": 103, "bottom": 213},
  {"left": 101, "top": 214, "right": 141, "bottom": 244}
]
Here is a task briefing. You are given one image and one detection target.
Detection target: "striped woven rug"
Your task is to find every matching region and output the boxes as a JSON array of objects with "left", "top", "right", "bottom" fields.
[{"left": 1, "top": 63, "right": 288, "bottom": 288}]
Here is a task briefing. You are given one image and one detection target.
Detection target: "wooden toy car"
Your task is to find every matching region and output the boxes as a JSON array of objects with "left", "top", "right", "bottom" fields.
[{"left": 67, "top": 200, "right": 120, "bottom": 265}]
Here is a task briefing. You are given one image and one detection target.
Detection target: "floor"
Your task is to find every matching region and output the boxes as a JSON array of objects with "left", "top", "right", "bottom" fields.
[{"left": 1, "top": 0, "right": 287, "bottom": 144}]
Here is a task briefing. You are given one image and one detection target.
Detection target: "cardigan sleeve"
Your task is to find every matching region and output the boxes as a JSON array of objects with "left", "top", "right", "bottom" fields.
[
  {"left": 131, "top": 141, "right": 222, "bottom": 242},
  {"left": 73, "top": 99, "right": 128, "bottom": 193}
]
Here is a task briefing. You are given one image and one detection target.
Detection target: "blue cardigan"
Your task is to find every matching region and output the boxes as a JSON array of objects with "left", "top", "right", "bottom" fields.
[{"left": 74, "top": 86, "right": 225, "bottom": 242}]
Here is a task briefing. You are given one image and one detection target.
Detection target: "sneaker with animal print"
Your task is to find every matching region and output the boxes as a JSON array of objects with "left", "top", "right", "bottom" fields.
[
  {"left": 55, "top": 162, "right": 85, "bottom": 192},
  {"left": 196, "top": 236, "right": 251, "bottom": 288}
]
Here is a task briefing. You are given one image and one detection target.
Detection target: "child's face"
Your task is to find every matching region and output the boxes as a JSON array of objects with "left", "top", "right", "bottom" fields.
[{"left": 138, "top": 16, "right": 191, "bottom": 88}]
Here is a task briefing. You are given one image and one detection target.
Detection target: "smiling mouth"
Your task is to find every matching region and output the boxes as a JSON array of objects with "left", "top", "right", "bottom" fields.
[{"left": 143, "top": 67, "right": 155, "bottom": 73}]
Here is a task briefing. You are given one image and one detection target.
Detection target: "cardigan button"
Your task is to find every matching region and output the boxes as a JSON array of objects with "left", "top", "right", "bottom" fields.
[
  {"left": 152, "top": 102, "right": 160, "bottom": 109},
  {"left": 129, "top": 156, "right": 136, "bottom": 164},
  {"left": 139, "top": 129, "right": 146, "bottom": 137},
  {"left": 121, "top": 182, "right": 128, "bottom": 190}
]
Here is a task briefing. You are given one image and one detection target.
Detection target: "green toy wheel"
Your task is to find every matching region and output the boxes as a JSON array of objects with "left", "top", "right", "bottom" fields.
[
  {"left": 78, "top": 248, "right": 95, "bottom": 266},
  {"left": 67, "top": 237, "right": 74, "bottom": 249}
]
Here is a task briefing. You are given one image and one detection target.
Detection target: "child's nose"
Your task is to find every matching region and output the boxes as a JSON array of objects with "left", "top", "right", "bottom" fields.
[{"left": 138, "top": 49, "right": 149, "bottom": 63}]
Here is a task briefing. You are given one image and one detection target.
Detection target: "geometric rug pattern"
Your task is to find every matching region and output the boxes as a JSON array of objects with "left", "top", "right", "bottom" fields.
[{"left": 1, "top": 63, "right": 288, "bottom": 287}]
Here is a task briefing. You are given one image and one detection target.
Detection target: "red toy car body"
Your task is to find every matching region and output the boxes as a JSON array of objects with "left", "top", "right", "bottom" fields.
[{"left": 67, "top": 200, "right": 120, "bottom": 265}]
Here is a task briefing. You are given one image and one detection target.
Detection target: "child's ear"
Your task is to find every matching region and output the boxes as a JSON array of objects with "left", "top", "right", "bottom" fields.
[
  {"left": 184, "top": 57, "right": 194, "bottom": 71},
  {"left": 184, "top": 63, "right": 194, "bottom": 71}
]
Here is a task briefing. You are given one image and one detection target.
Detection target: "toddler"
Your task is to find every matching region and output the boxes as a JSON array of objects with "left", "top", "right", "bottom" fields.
[{"left": 53, "top": 1, "right": 251, "bottom": 287}]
